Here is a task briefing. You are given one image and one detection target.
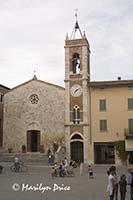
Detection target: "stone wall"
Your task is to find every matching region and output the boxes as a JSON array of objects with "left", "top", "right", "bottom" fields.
[{"left": 0, "top": 85, "right": 10, "bottom": 147}]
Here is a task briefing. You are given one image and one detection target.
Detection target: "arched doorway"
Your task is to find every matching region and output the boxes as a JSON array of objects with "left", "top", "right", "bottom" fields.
[
  {"left": 70, "top": 134, "right": 84, "bottom": 163},
  {"left": 27, "top": 130, "right": 40, "bottom": 152}
]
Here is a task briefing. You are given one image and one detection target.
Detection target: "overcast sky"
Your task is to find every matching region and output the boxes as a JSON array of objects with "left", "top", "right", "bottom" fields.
[{"left": 0, "top": 0, "right": 133, "bottom": 88}]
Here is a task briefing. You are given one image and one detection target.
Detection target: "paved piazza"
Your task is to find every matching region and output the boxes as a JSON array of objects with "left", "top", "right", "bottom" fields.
[{"left": 0, "top": 163, "right": 131, "bottom": 200}]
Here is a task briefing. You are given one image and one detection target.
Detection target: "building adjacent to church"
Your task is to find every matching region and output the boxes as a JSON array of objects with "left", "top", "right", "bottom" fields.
[{"left": 1, "top": 19, "right": 133, "bottom": 165}]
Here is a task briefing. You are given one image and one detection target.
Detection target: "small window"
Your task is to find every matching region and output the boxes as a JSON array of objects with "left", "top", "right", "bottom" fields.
[
  {"left": 99, "top": 99, "right": 106, "bottom": 111},
  {"left": 0, "top": 94, "right": 4, "bottom": 102},
  {"left": 73, "top": 105, "right": 80, "bottom": 124},
  {"left": 100, "top": 120, "right": 107, "bottom": 131},
  {"left": 128, "top": 98, "right": 133, "bottom": 110},
  {"left": 128, "top": 119, "right": 133, "bottom": 135},
  {"left": 72, "top": 53, "right": 80, "bottom": 74}
]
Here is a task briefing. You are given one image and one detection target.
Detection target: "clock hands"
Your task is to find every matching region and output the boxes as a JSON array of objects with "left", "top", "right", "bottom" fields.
[
  {"left": 74, "top": 88, "right": 79, "bottom": 94},
  {"left": 71, "top": 84, "right": 82, "bottom": 97}
]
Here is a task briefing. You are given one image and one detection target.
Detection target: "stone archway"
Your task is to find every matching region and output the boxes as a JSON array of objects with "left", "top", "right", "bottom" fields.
[{"left": 70, "top": 133, "right": 84, "bottom": 163}]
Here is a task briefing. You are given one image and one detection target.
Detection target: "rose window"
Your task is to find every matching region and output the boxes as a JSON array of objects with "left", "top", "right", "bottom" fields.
[{"left": 29, "top": 94, "right": 39, "bottom": 104}]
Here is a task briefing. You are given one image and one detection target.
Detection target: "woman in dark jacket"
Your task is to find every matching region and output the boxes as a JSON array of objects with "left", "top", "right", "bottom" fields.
[{"left": 119, "top": 174, "right": 127, "bottom": 200}]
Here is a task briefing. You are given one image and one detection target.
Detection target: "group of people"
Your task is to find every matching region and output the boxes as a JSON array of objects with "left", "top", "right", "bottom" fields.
[
  {"left": 51, "top": 157, "right": 76, "bottom": 178},
  {"left": 107, "top": 165, "right": 133, "bottom": 200},
  {"left": 13, "top": 155, "right": 133, "bottom": 200}
]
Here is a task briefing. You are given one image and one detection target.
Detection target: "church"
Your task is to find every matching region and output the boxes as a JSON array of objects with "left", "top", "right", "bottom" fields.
[
  {"left": 1, "top": 18, "right": 133, "bottom": 165},
  {"left": 3, "top": 76, "right": 65, "bottom": 154}
]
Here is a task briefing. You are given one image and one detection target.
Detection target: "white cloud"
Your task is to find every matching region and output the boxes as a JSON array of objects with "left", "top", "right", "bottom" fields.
[{"left": 0, "top": 0, "right": 133, "bottom": 88}]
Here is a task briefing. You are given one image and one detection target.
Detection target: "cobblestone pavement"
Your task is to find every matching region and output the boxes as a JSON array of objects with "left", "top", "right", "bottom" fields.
[{"left": 0, "top": 163, "right": 131, "bottom": 200}]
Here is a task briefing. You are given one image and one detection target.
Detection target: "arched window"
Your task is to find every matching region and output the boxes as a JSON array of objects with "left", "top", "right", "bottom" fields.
[
  {"left": 73, "top": 105, "right": 80, "bottom": 124},
  {"left": 72, "top": 53, "right": 80, "bottom": 74}
]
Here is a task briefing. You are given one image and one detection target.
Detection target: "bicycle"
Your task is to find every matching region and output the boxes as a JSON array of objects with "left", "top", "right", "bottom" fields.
[{"left": 10, "top": 162, "right": 28, "bottom": 172}]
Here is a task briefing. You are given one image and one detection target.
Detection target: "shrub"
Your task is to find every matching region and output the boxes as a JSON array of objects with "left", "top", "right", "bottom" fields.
[{"left": 114, "top": 140, "right": 128, "bottom": 162}]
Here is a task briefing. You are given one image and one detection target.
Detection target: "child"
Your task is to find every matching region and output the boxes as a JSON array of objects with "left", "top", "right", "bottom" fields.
[
  {"left": 51, "top": 167, "right": 56, "bottom": 178},
  {"left": 54, "top": 162, "right": 58, "bottom": 177},
  {"left": 88, "top": 165, "right": 94, "bottom": 178},
  {"left": 119, "top": 174, "right": 127, "bottom": 200}
]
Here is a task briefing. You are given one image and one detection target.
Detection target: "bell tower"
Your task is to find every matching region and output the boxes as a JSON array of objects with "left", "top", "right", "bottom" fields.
[{"left": 64, "top": 15, "right": 91, "bottom": 163}]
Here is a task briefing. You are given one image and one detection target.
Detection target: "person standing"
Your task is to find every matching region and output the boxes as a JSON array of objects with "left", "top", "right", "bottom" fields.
[
  {"left": 48, "top": 152, "right": 52, "bottom": 164},
  {"left": 109, "top": 166, "right": 118, "bottom": 200},
  {"left": 119, "top": 174, "right": 127, "bottom": 200},
  {"left": 64, "top": 157, "right": 69, "bottom": 168},
  {"left": 88, "top": 165, "right": 94, "bottom": 178},
  {"left": 128, "top": 168, "right": 133, "bottom": 200},
  {"left": 59, "top": 162, "right": 63, "bottom": 177},
  {"left": 79, "top": 162, "right": 83, "bottom": 176},
  {"left": 107, "top": 170, "right": 116, "bottom": 200}
]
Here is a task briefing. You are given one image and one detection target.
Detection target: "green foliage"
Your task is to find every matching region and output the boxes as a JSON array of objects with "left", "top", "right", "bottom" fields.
[{"left": 114, "top": 140, "right": 128, "bottom": 161}]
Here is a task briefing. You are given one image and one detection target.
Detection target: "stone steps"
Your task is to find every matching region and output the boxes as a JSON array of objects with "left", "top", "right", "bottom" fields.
[
  {"left": 0, "top": 153, "right": 54, "bottom": 165},
  {"left": 0, "top": 147, "right": 7, "bottom": 153}
]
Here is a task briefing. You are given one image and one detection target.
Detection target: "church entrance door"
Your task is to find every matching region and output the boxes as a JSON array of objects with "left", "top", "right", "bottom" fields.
[
  {"left": 27, "top": 130, "right": 40, "bottom": 152},
  {"left": 70, "top": 141, "right": 84, "bottom": 163}
]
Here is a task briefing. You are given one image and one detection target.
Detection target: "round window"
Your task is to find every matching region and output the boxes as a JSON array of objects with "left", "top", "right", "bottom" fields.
[{"left": 29, "top": 94, "right": 39, "bottom": 104}]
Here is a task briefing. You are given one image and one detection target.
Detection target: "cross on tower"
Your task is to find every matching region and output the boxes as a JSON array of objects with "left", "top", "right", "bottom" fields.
[
  {"left": 70, "top": 9, "right": 83, "bottom": 39},
  {"left": 75, "top": 8, "right": 78, "bottom": 21},
  {"left": 33, "top": 69, "right": 37, "bottom": 79}
]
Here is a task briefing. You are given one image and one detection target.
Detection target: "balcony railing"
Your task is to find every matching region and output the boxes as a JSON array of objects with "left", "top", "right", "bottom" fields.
[{"left": 124, "top": 129, "right": 133, "bottom": 139}]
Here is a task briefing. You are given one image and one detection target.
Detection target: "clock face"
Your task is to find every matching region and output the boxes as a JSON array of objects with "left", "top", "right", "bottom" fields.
[{"left": 70, "top": 84, "right": 82, "bottom": 97}]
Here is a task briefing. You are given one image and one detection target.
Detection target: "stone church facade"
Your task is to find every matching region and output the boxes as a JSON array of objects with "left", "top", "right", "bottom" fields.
[{"left": 3, "top": 76, "right": 65, "bottom": 153}]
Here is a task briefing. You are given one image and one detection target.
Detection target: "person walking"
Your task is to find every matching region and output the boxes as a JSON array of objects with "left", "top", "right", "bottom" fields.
[{"left": 119, "top": 174, "right": 127, "bottom": 200}]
